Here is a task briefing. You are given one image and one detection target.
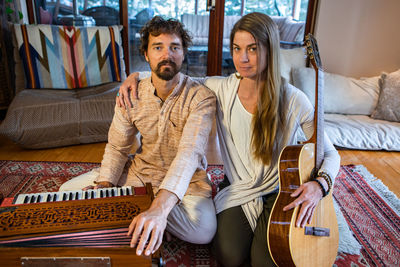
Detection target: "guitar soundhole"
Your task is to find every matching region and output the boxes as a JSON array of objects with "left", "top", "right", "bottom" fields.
[{"left": 304, "top": 226, "right": 330, "bottom": 237}]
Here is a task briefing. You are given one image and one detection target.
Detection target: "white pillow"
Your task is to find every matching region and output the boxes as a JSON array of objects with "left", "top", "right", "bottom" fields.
[
  {"left": 280, "top": 47, "right": 306, "bottom": 83},
  {"left": 291, "top": 67, "right": 380, "bottom": 115}
]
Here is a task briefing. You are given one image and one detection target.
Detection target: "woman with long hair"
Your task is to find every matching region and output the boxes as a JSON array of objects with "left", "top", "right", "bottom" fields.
[{"left": 117, "top": 12, "right": 340, "bottom": 266}]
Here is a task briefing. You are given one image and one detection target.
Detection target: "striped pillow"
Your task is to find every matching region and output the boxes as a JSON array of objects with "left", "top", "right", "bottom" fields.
[{"left": 13, "top": 24, "right": 125, "bottom": 89}]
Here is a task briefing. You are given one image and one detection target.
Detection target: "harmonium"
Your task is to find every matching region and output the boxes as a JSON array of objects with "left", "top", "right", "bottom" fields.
[{"left": 0, "top": 183, "right": 164, "bottom": 266}]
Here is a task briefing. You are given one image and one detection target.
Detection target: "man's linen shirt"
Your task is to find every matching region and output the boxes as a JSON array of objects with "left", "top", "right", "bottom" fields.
[{"left": 97, "top": 73, "right": 216, "bottom": 200}]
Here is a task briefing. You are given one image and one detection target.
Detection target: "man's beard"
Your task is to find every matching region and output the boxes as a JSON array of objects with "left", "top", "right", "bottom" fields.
[{"left": 154, "top": 59, "right": 181, "bottom": 81}]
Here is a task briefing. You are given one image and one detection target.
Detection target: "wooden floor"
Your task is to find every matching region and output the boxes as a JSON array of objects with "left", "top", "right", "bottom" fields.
[
  {"left": 0, "top": 136, "right": 399, "bottom": 197},
  {"left": 339, "top": 149, "right": 400, "bottom": 198},
  {"left": 0, "top": 136, "right": 106, "bottom": 163}
]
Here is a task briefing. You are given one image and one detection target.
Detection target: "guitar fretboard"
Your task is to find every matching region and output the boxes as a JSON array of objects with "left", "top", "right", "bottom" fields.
[{"left": 315, "top": 69, "right": 324, "bottom": 170}]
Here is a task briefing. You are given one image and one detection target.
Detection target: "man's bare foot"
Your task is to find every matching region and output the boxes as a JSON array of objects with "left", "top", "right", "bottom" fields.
[{"left": 164, "top": 231, "right": 173, "bottom": 242}]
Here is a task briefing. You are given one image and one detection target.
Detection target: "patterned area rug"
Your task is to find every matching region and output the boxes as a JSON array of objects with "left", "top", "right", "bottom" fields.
[{"left": 1, "top": 161, "right": 399, "bottom": 267}]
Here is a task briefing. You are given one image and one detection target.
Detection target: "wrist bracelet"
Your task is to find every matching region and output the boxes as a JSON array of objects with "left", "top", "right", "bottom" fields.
[
  {"left": 312, "top": 178, "right": 327, "bottom": 198},
  {"left": 318, "top": 171, "right": 332, "bottom": 194}
]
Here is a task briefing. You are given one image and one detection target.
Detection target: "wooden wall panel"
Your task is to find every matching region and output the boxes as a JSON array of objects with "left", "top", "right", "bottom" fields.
[
  {"left": 119, "top": 0, "right": 130, "bottom": 76},
  {"left": 206, "top": 0, "right": 225, "bottom": 76}
]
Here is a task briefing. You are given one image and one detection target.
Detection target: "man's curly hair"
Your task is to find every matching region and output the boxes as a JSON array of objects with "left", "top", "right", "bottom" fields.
[{"left": 139, "top": 16, "right": 192, "bottom": 56}]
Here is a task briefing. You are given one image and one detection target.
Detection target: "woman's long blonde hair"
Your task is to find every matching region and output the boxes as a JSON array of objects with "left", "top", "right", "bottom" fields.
[{"left": 230, "top": 12, "right": 284, "bottom": 165}]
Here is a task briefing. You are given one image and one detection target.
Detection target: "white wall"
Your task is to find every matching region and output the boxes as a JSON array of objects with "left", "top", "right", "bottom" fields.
[{"left": 315, "top": 0, "right": 400, "bottom": 78}]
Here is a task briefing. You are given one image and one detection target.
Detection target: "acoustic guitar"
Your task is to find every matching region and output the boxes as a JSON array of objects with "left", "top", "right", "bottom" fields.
[{"left": 267, "top": 34, "right": 339, "bottom": 267}]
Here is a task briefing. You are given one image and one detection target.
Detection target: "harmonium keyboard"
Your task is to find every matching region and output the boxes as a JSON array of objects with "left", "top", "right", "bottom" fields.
[{"left": 0, "top": 183, "right": 164, "bottom": 266}]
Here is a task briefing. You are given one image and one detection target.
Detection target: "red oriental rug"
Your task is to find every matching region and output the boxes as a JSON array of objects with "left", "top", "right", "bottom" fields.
[{"left": 0, "top": 161, "right": 399, "bottom": 267}]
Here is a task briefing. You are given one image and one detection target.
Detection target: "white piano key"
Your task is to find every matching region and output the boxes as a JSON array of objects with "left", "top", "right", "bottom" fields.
[
  {"left": 53, "top": 192, "right": 61, "bottom": 202},
  {"left": 118, "top": 187, "right": 124, "bottom": 196},
  {"left": 14, "top": 194, "right": 28, "bottom": 205},
  {"left": 87, "top": 189, "right": 96, "bottom": 199},
  {"left": 37, "top": 193, "right": 48, "bottom": 203},
  {"left": 126, "top": 186, "right": 133, "bottom": 195},
  {"left": 104, "top": 188, "right": 110, "bottom": 198},
  {"left": 74, "top": 191, "right": 81, "bottom": 200},
  {"left": 96, "top": 188, "right": 102, "bottom": 198}
]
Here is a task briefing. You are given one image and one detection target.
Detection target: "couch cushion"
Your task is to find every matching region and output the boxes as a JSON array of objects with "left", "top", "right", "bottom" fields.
[
  {"left": 324, "top": 114, "right": 400, "bottom": 151},
  {"left": 371, "top": 69, "right": 400, "bottom": 122},
  {"left": 13, "top": 24, "right": 126, "bottom": 89},
  {"left": 279, "top": 17, "right": 305, "bottom": 42},
  {"left": 223, "top": 15, "right": 241, "bottom": 39},
  {"left": 292, "top": 67, "right": 379, "bottom": 115},
  {"left": 0, "top": 82, "right": 119, "bottom": 149},
  {"left": 181, "top": 14, "right": 209, "bottom": 40},
  {"left": 270, "top": 16, "right": 289, "bottom": 30},
  {"left": 181, "top": 14, "right": 241, "bottom": 47}
]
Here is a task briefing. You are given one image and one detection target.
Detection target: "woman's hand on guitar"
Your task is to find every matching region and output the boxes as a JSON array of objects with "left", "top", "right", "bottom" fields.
[
  {"left": 117, "top": 72, "right": 140, "bottom": 108},
  {"left": 282, "top": 179, "right": 326, "bottom": 228}
]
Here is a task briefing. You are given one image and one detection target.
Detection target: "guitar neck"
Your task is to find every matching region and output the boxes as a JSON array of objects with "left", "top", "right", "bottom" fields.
[{"left": 315, "top": 68, "right": 324, "bottom": 170}]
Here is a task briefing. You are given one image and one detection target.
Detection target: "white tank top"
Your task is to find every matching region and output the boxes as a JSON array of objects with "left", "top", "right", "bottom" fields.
[{"left": 230, "top": 94, "right": 258, "bottom": 178}]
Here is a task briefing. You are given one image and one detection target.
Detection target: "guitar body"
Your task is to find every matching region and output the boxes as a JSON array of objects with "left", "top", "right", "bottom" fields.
[{"left": 267, "top": 143, "right": 339, "bottom": 267}]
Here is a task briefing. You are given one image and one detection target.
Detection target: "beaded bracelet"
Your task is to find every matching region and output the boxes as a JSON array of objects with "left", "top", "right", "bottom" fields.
[
  {"left": 318, "top": 171, "right": 332, "bottom": 194},
  {"left": 311, "top": 178, "right": 327, "bottom": 198},
  {"left": 312, "top": 178, "right": 327, "bottom": 197}
]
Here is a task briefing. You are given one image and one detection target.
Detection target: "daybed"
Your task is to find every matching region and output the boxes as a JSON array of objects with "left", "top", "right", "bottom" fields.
[
  {"left": 0, "top": 23, "right": 126, "bottom": 149},
  {"left": 282, "top": 47, "right": 400, "bottom": 151}
]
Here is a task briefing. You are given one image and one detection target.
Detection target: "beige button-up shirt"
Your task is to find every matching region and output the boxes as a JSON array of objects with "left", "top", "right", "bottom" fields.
[{"left": 96, "top": 73, "right": 216, "bottom": 200}]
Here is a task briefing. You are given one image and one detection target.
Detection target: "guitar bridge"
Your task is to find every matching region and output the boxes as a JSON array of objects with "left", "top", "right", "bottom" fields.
[{"left": 304, "top": 226, "right": 330, "bottom": 237}]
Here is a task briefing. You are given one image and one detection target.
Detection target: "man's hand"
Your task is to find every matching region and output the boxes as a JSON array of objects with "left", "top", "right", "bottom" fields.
[
  {"left": 82, "top": 181, "right": 113, "bottom": 191},
  {"left": 282, "top": 178, "right": 328, "bottom": 228},
  {"left": 127, "top": 189, "right": 178, "bottom": 256},
  {"left": 117, "top": 72, "right": 140, "bottom": 108}
]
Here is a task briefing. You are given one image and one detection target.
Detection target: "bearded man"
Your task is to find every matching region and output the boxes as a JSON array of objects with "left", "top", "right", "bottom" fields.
[{"left": 59, "top": 16, "right": 217, "bottom": 256}]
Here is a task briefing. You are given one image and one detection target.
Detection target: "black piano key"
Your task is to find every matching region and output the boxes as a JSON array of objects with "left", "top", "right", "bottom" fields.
[
  {"left": 106, "top": 190, "right": 109, "bottom": 197},
  {"left": 100, "top": 190, "right": 104, "bottom": 198},
  {"left": 75, "top": 192, "right": 79, "bottom": 200},
  {"left": 84, "top": 191, "right": 88, "bottom": 199},
  {"left": 24, "top": 195, "right": 30, "bottom": 204},
  {"left": 53, "top": 193, "right": 58, "bottom": 201},
  {"left": 69, "top": 192, "right": 73, "bottom": 200},
  {"left": 30, "top": 195, "right": 36, "bottom": 203},
  {"left": 111, "top": 189, "right": 115, "bottom": 197},
  {"left": 120, "top": 188, "right": 124, "bottom": 196},
  {"left": 91, "top": 191, "right": 95, "bottom": 199},
  {"left": 36, "top": 195, "right": 41, "bottom": 203},
  {"left": 46, "top": 194, "right": 51, "bottom": 202},
  {"left": 62, "top": 193, "right": 67, "bottom": 201}
]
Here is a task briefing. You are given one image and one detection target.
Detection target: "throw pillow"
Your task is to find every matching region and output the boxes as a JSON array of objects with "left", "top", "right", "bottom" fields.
[
  {"left": 292, "top": 67, "right": 380, "bottom": 115},
  {"left": 371, "top": 69, "right": 400, "bottom": 122},
  {"left": 280, "top": 47, "right": 307, "bottom": 83},
  {"left": 13, "top": 24, "right": 126, "bottom": 89}
]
